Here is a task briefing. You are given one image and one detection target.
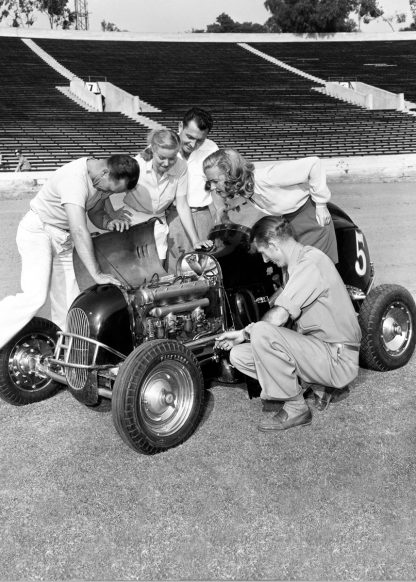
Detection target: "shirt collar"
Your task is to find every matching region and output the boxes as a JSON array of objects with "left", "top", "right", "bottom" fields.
[
  {"left": 287, "top": 242, "right": 304, "bottom": 276},
  {"left": 145, "top": 159, "right": 153, "bottom": 174},
  {"left": 178, "top": 139, "right": 211, "bottom": 161},
  {"left": 145, "top": 157, "right": 178, "bottom": 177}
]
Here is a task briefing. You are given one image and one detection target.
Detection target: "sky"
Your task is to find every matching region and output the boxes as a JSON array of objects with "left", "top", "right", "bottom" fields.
[
  {"left": 86, "top": 0, "right": 271, "bottom": 32},
  {"left": 84, "top": 0, "right": 413, "bottom": 33},
  {"left": 0, "top": 0, "right": 413, "bottom": 32}
]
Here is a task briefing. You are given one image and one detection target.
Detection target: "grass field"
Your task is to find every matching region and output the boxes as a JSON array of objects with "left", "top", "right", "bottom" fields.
[
  {"left": 1, "top": 184, "right": 416, "bottom": 580},
  {"left": 1, "top": 355, "right": 416, "bottom": 580}
]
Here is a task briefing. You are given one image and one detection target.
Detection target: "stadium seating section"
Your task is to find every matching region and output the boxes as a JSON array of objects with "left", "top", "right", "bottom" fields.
[
  {"left": 253, "top": 41, "right": 416, "bottom": 103},
  {"left": 0, "top": 38, "right": 149, "bottom": 171},
  {"left": 1, "top": 37, "right": 416, "bottom": 170}
]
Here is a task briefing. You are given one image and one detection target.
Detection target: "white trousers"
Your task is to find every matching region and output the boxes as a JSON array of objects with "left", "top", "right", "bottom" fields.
[{"left": 0, "top": 211, "right": 80, "bottom": 348}]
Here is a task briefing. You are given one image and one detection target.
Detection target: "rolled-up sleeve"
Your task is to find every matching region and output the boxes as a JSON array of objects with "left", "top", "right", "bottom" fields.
[
  {"left": 266, "top": 157, "right": 331, "bottom": 206},
  {"left": 274, "top": 261, "right": 327, "bottom": 320},
  {"left": 305, "top": 157, "right": 331, "bottom": 206}
]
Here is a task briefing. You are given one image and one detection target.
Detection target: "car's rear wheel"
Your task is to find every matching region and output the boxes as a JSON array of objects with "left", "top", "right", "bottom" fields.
[
  {"left": 86, "top": 398, "right": 112, "bottom": 412},
  {"left": 111, "top": 340, "right": 204, "bottom": 454},
  {"left": 0, "top": 317, "right": 61, "bottom": 405},
  {"left": 359, "top": 284, "right": 416, "bottom": 371}
]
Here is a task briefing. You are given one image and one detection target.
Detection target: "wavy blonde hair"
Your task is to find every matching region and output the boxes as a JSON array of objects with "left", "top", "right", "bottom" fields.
[
  {"left": 203, "top": 148, "right": 255, "bottom": 199},
  {"left": 140, "top": 129, "right": 180, "bottom": 161}
]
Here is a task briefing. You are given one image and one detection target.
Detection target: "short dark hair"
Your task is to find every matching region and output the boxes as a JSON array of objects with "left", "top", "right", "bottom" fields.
[
  {"left": 15, "top": 149, "right": 22, "bottom": 155},
  {"left": 106, "top": 154, "right": 140, "bottom": 190},
  {"left": 182, "top": 107, "right": 213, "bottom": 133},
  {"left": 250, "top": 216, "right": 296, "bottom": 246}
]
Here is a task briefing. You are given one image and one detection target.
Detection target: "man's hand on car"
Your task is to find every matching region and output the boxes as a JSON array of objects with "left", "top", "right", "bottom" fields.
[
  {"left": 107, "top": 218, "right": 131, "bottom": 232},
  {"left": 111, "top": 207, "right": 133, "bottom": 222},
  {"left": 215, "top": 329, "right": 245, "bottom": 351},
  {"left": 93, "top": 272, "right": 122, "bottom": 287}
]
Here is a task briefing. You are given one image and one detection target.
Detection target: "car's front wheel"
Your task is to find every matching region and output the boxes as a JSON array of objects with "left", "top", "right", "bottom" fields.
[
  {"left": 0, "top": 317, "right": 61, "bottom": 405},
  {"left": 359, "top": 284, "right": 416, "bottom": 371},
  {"left": 111, "top": 340, "right": 204, "bottom": 454}
]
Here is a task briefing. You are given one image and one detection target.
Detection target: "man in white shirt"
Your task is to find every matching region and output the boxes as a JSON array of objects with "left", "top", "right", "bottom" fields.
[
  {"left": 166, "top": 108, "right": 218, "bottom": 269},
  {"left": 0, "top": 155, "right": 139, "bottom": 348}
]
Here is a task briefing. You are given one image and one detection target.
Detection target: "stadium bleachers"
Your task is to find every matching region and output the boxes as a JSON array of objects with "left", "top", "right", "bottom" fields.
[
  {"left": 0, "top": 38, "right": 149, "bottom": 171},
  {"left": 36, "top": 39, "right": 416, "bottom": 161},
  {"left": 1, "top": 37, "right": 416, "bottom": 168},
  {"left": 252, "top": 41, "right": 416, "bottom": 104}
]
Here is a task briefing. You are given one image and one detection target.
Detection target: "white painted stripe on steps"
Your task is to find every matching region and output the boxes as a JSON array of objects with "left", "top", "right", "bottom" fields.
[
  {"left": 22, "top": 38, "right": 163, "bottom": 122},
  {"left": 22, "top": 38, "right": 78, "bottom": 81},
  {"left": 238, "top": 42, "right": 326, "bottom": 85}
]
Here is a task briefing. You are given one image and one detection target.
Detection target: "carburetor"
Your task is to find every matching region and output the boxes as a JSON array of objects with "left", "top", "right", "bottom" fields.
[{"left": 133, "top": 278, "right": 217, "bottom": 342}]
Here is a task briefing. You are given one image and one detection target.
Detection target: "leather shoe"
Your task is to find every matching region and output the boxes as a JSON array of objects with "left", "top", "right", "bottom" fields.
[
  {"left": 258, "top": 407, "right": 312, "bottom": 432},
  {"left": 313, "top": 386, "right": 350, "bottom": 411},
  {"left": 314, "top": 391, "right": 333, "bottom": 412},
  {"left": 261, "top": 399, "right": 284, "bottom": 413}
]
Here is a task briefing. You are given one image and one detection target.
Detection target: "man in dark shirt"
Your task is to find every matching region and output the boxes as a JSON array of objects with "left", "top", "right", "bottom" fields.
[
  {"left": 14, "top": 149, "right": 31, "bottom": 172},
  {"left": 215, "top": 215, "right": 361, "bottom": 431}
]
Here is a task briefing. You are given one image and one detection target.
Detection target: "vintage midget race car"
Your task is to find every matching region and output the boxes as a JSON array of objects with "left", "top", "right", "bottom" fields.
[{"left": 0, "top": 203, "right": 415, "bottom": 454}]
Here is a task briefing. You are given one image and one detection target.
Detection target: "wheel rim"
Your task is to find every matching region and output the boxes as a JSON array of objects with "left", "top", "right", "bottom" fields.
[
  {"left": 8, "top": 332, "right": 56, "bottom": 392},
  {"left": 138, "top": 360, "right": 195, "bottom": 437},
  {"left": 380, "top": 301, "right": 413, "bottom": 357}
]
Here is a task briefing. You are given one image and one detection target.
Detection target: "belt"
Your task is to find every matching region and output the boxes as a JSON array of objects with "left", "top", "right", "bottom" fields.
[
  {"left": 30, "top": 210, "right": 71, "bottom": 233},
  {"left": 283, "top": 197, "right": 312, "bottom": 221},
  {"left": 334, "top": 343, "right": 360, "bottom": 352},
  {"left": 190, "top": 205, "right": 209, "bottom": 212}
]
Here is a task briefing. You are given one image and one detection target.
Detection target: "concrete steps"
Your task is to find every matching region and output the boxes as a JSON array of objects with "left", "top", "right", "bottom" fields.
[{"left": 55, "top": 86, "right": 98, "bottom": 111}]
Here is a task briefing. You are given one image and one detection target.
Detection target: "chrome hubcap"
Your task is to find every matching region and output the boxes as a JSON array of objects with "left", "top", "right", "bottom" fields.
[
  {"left": 381, "top": 302, "right": 413, "bottom": 356},
  {"left": 140, "top": 361, "right": 195, "bottom": 436},
  {"left": 8, "top": 333, "right": 55, "bottom": 391}
]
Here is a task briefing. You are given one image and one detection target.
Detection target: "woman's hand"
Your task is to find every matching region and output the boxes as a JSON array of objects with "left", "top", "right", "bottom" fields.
[
  {"left": 215, "top": 330, "right": 245, "bottom": 351},
  {"left": 106, "top": 218, "right": 131, "bottom": 232},
  {"left": 193, "top": 239, "right": 214, "bottom": 251},
  {"left": 315, "top": 204, "right": 331, "bottom": 227}
]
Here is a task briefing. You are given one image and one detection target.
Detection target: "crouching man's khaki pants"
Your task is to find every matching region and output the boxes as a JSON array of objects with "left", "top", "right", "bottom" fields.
[{"left": 230, "top": 321, "right": 359, "bottom": 401}]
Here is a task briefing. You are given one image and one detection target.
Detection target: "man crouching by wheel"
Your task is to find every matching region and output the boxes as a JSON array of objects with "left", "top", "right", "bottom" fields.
[{"left": 215, "top": 215, "right": 361, "bottom": 432}]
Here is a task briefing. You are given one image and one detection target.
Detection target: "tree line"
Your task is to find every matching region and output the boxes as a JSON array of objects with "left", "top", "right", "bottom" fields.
[
  {"left": 1, "top": 0, "right": 415, "bottom": 32},
  {"left": 0, "top": 0, "right": 76, "bottom": 28},
  {"left": 194, "top": 0, "right": 415, "bottom": 33}
]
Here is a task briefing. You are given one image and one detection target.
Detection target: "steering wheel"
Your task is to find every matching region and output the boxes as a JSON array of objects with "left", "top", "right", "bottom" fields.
[{"left": 176, "top": 252, "right": 220, "bottom": 281}]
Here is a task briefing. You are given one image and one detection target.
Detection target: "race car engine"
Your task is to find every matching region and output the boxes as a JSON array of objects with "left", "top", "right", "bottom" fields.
[{"left": 132, "top": 270, "right": 224, "bottom": 345}]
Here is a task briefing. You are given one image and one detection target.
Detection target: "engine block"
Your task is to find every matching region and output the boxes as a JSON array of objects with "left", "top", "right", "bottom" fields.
[{"left": 132, "top": 276, "right": 223, "bottom": 344}]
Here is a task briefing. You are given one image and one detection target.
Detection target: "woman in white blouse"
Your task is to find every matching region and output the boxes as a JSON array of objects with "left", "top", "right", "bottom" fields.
[
  {"left": 203, "top": 149, "right": 338, "bottom": 264},
  {"left": 115, "top": 129, "right": 212, "bottom": 262}
]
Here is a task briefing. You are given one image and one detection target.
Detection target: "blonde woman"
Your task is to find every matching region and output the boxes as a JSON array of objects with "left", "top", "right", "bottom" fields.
[
  {"left": 203, "top": 149, "right": 338, "bottom": 263},
  {"left": 110, "top": 129, "right": 212, "bottom": 262}
]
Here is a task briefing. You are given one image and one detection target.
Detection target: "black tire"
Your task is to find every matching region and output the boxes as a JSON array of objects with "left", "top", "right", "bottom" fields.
[
  {"left": 111, "top": 340, "right": 204, "bottom": 454},
  {"left": 86, "top": 398, "right": 112, "bottom": 412},
  {"left": 359, "top": 284, "right": 416, "bottom": 371},
  {"left": 0, "top": 317, "right": 61, "bottom": 405}
]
